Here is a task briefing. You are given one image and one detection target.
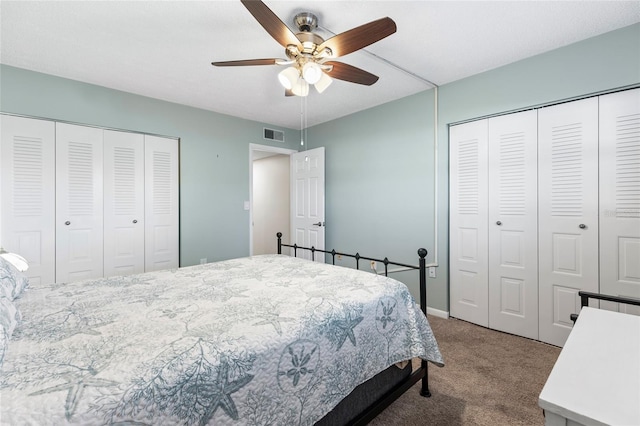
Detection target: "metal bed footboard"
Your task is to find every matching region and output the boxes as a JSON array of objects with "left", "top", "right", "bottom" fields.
[
  {"left": 276, "top": 232, "right": 432, "bottom": 425},
  {"left": 570, "top": 291, "right": 640, "bottom": 323}
]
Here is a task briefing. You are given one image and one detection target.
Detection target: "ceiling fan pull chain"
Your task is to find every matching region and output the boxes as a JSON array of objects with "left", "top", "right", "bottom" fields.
[{"left": 300, "top": 95, "right": 304, "bottom": 147}]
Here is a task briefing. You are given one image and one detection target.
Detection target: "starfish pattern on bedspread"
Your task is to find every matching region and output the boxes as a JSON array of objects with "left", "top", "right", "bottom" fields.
[
  {"left": 253, "top": 312, "right": 295, "bottom": 335},
  {"left": 30, "top": 372, "right": 118, "bottom": 420},
  {"left": 199, "top": 356, "right": 255, "bottom": 424},
  {"left": 107, "top": 339, "right": 256, "bottom": 425},
  {"left": 334, "top": 311, "right": 364, "bottom": 351}
]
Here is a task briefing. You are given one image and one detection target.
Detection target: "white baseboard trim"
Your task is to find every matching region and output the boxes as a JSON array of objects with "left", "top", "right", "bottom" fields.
[{"left": 426, "top": 307, "right": 449, "bottom": 319}]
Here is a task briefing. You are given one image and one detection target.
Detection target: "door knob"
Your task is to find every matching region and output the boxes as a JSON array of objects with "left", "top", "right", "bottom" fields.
[
  {"left": 579, "top": 224, "right": 586, "bottom": 229},
  {"left": 65, "top": 221, "right": 71, "bottom": 226},
  {"left": 496, "top": 221, "right": 502, "bottom": 226},
  {"left": 312, "top": 222, "right": 325, "bottom": 227},
  {"left": 133, "top": 219, "right": 138, "bottom": 224}
]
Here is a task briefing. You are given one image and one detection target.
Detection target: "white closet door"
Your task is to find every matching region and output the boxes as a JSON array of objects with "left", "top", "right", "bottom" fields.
[
  {"left": 599, "top": 88, "right": 640, "bottom": 315},
  {"left": 538, "top": 97, "right": 599, "bottom": 347},
  {"left": 450, "top": 119, "right": 489, "bottom": 326},
  {"left": 56, "top": 123, "right": 104, "bottom": 283},
  {"left": 104, "top": 130, "right": 145, "bottom": 277},
  {"left": 488, "top": 110, "right": 539, "bottom": 339},
  {"left": 0, "top": 115, "right": 56, "bottom": 286},
  {"left": 145, "top": 135, "right": 179, "bottom": 271}
]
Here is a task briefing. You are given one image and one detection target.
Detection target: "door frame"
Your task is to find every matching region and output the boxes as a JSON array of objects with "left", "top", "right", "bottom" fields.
[{"left": 249, "top": 143, "right": 297, "bottom": 256}]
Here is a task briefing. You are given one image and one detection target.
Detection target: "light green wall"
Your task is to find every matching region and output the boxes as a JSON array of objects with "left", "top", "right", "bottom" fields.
[
  {"left": 1, "top": 23, "right": 638, "bottom": 311},
  {"left": 308, "top": 23, "right": 640, "bottom": 311},
  {"left": 0, "top": 64, "right": 300, "bottom": 266}
]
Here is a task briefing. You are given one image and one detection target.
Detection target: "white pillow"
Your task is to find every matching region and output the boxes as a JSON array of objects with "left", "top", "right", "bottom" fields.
[
  {"left": 0, "top": 251, "right": 29, "bottom": 272},
  {"left": 0, "top": 256, "right": 29, "bottom": 300}
]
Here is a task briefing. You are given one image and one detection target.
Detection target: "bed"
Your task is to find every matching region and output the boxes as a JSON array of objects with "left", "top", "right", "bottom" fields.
[{"left": 0, "top": 237, "right": 443, "bottom": 425}]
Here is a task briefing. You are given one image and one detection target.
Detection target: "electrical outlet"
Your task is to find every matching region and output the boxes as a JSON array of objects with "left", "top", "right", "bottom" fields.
[
  {"left": 428, "top": 267, "right": 436, "bottom": 278},
  {"left": 337, "top": 254, "right": 342, "bottom": 260},
  {"left": 370, "top": 260, "right": 376, "bottom": 271},
  {"left": 200, "top": 258, "right": 207, "bottom": 265}
]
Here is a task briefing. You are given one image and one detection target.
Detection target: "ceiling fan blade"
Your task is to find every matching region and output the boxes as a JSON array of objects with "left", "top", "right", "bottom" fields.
[
  {"left": 324, "top": 61, "right": 379, "bottom": 86},
  {"left": 317, "top": 17, "right": 396, "bottom": 58},
  {"left": 241, "top": 0, "right": 302, "bottom": 49},
  {"left": 211, "top": 59, "right": 280, "bottom": 66}
]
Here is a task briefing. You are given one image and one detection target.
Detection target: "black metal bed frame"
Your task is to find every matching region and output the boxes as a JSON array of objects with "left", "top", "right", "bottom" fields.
[
  {"left": 276, "top": 232, "right": 431, "bottom": 425},
  {"left": 570, "top": 291, "right": 640, "bottom": 323}
]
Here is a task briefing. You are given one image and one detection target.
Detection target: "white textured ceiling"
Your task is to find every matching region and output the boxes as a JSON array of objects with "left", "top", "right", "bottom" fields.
[{"left": 1, "top": 1, "right": 639, "bottom": 129}]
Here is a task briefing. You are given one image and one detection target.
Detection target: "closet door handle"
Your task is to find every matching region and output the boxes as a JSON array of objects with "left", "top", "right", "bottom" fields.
[
  {"left": 133, "top": 220, "right": 138, "bottom": 224},
  {"left": 65, "top": 221, "right": 71, "bottom": 226},
  {"left": 579, "top": 224, "right": 586, "bottom": 229},
  {"left": 496, "top": 221, "right": 502, "bottom": 226}
]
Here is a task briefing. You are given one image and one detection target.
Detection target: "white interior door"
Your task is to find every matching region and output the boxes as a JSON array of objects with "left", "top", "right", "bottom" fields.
[
  {"left": 56, "top": 123, "right": 104, "bottom": 283},
  {"left": 488, "top": 110, "right": 539, "bottom": 339},
  {"left": 449, "top": 119, "right": 489, "bottom": 327},
  {"left": 538, "top": 97, "right": 599, "bottom": 347},
  {"left": 599, "top": 88, "right": 640, "bottom": 314},
  {"left": 144, "top": 135, "right": 179, "bottom": 271},
  {"left": 290, "top": 147, "right": 325, "bottom": 262},
  {"left": 0, "top": 115, "right": 56, "bottom": 286},
  {"left": 104, "top": 130, "right": 145, "bottom": 277}
]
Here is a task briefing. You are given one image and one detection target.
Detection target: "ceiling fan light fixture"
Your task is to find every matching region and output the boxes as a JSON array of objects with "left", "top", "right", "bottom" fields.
[
  {"left": 278, "top": 67, "right": 299, "bottom": 90},
  {"left": 302, "top": 62, "right": 323, "bottom": 85},
  {"left": 314, "top": 72, "right": 333, "bottom": 94},
  {"left": 291, "top": 77, "right": 309, "bottom": 97}
]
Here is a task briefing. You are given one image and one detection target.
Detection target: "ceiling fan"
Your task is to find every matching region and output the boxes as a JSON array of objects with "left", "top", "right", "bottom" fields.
[{"left": 211, "top": 0, "right": 397, "bottom": 97}]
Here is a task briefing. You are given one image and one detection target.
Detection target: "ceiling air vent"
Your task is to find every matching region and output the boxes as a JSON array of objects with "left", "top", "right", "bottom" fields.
[{"left": 263, "top": 128, "right": 284, "bottom": 142}]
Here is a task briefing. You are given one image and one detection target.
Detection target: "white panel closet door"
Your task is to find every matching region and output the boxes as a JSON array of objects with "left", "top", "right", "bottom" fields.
[
  {"left": 488, "top": 110, "right": 539, "bottom": 339},
  {"left": 599, "top": 88, "right": 640, "bottom": 315},
  {"left": 104, "top": 130, "right": 145, "bottom": 277},
  {"left": 55, "top": 123, "right": 104, "bottom": 283},
  {"left": 0, "top": 115, "right": 56, "bottom": 286},
  {"left": 449, "top": 119, "right": 489, "bottom": 327},
  {"left": 538, "top": 97, "right": 599, "bottom": 347},
  {"left": 144, "top": 135, "right": 179, "bottom": 271}
]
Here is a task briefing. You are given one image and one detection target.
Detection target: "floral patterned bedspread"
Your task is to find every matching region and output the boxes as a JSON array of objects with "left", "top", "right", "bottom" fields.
[{"left": 0, "top": 254, "right": 443, "bottom": 425}]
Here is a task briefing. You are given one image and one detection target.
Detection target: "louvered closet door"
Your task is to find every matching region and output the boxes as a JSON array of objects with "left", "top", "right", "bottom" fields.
[
  {"left": 145, "top": 135, "right": 179, "bottom": 271},
  {"left": 104, "top": 130, "right": 145, "bottom": 277},
  {"left": 538, "top": 97, "right": 599, "bottom": 347},
  {"left": 0, "top": 115, "right": 56, "bottom": 286},
  {"left": 599, "top": 88, "right": 640, "bottom": 314},
  {"left": 450, "top": 119, "right": 489, "bottom": 327},
  {"left": 488, "top": 110, "right": 538, "bottom": 339},
  {"left": 56, "top": 123, "right": 104, "bottom": 283}
]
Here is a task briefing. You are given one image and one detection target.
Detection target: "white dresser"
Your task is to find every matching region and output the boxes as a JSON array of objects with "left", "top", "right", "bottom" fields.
[{"left": 539, "top": 307, "right": 640, "bottom": 425}]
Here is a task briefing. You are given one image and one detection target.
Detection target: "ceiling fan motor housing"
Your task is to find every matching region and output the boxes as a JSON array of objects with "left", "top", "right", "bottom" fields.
[{"left": 294, "top": 12, "right": 318, "bottom": 32}]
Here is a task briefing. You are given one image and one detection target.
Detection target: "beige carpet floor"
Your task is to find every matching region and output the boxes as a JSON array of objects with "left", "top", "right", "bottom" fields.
[{"left": 369, "top": 315, "right": 562, "bottom": 425}]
